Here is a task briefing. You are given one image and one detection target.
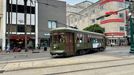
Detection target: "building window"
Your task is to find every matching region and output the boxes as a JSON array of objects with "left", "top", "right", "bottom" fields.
[
  {"left": 120, "top": 26, "right": 124, "bottom": 31},
  {"left": 92, "top": 9, "right": 95, "bottom": 13},
  {"left": 17, "top": 25, "right": 25, "bottom": 32},
  {"left": 119, "top": 13, "right": 124, "bottom": 19},
  {"left": 79, "top": 16, "right": 82, "bottom": 20},
  {"left": 31, "top": 26, "right": 35, "bottom": 32},
  {"left": 100, "top": 5, "right": 104, "bottom": 10},
  {"left": 118, "top": 3, "right": 124, "bottom": 8},
  {"left": 7, "top": 4, "right": 35, "bottom": 14},
  {"left": 48, "top": 20, "right": 57, "bottom": 29},
  {"left": 91, "top": 19, "right": 95, "bottom": 23},
  {"left": 75, "top": 18, "right": 77, "bottom": 22}
]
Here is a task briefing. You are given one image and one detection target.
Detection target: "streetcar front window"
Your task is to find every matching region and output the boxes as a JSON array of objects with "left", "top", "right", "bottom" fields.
[{"left": 52, "top": 32, "right": 65, "bottom": 44}]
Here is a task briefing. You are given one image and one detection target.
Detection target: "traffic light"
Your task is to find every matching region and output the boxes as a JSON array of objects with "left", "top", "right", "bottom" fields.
[
  {"left": 96, "top": 15, "right": 105, "bottom": 20},
  {"left": 96, "top": 14, "right": 111, "bottom": 20},
  {"left": 96, "top": 11, "right": 118, "bottom": 20},
  {"left": 125, "top": 0, "right": 134, "bottom": 2},
  {"left": 125, "top": 0, "right": 130, "bottom": 1},
  {"left": 105, "top": 14, "right": 111, "bottom": 17},
  {"left": 96, "top": 14, "right": 110, "bottom": 20}
]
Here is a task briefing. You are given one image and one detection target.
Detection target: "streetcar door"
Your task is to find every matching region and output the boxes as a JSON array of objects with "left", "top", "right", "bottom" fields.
[{"left": 65, "top": 32, "right": 75, "bottom": 55}]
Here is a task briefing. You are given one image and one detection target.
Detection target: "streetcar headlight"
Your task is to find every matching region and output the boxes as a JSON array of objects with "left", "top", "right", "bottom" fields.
[
  {"left": 54, "top": 46, "right": 56, "bottom": 49},
  {"left": 53, "top": 44, "right": 57, "bottom": 49}
]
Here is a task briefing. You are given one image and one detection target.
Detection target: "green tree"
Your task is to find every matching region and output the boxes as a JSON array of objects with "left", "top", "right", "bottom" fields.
[{"left": 83, "top": 24, "right": 105, "bottom": 33}]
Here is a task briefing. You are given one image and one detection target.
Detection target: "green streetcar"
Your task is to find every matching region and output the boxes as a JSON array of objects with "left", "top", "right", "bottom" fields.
[{"left": 50, "top": 27, "right": 106, "bottom": 56}]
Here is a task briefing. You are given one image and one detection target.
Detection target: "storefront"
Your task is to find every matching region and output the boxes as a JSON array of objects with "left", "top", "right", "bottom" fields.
[
  {"left": 7, "top": 35, "right": 35, "bottom": 49},
  {"left": 105, "top": 32, "right": 128, "bottom": 46},
  {"left": 106, "top": 37, "right": 128, "bottom": 46}
]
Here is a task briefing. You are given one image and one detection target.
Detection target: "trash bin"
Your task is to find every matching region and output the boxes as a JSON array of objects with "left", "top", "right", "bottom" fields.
[
  {"left": 0, "top": 46, "right": 2, "bottom": 52},
  {"left": 44, "top": 43, "right": 47, "bottom": 51},
  {"left": 44, "top": 47, "right": 47, "bottom": 51}
]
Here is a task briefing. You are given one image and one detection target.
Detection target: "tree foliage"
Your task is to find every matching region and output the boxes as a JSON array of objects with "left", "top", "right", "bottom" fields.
[{"left": 83, "top": 24, "right": 105, "bottom": 33}]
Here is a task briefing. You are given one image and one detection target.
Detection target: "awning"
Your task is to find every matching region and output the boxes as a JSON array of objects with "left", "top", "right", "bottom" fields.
[{"left": 10, "top": 35, "right": 31, "bottom": 40}]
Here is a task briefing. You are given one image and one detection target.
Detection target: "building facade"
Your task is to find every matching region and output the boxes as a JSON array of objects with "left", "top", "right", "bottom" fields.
[
  {"left": 66, "top": 1, "right": 93, "bottom": 26},
  {"left": 68, "top": 0, "right": 128, "bottom": 46},
  {"left": 0, "top": 0, "right": 3, "bottom": 47},
  {"left": 38, "top": 0, "right": 66, "bottom": 48},
  {"left": 0, "top": 0, "right": 66, "bottom": 50}
]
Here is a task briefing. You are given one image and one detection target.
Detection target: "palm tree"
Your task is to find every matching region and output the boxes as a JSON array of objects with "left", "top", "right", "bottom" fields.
[{"left": 83, "top": 24, "right": 105, "bottom": 34}]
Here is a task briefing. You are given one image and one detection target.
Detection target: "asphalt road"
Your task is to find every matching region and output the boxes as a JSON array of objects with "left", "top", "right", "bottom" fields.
[
  {"left": 100, "top": 46, "right": 131, "bottom": 57},
  {"left": 0, "top": 46, "right": 131, "bottom": 62},
  {"left": 1, "top": 46, "right": 134, "bottom": 75}
]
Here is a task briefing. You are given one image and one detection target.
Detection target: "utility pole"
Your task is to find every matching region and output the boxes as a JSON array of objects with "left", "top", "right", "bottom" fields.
[
  {"left": 24, "top": 0, "right": 28, "bottom": 52},
  {"left": 7, "top": 0, "right": 10, "bottom": 51},
  {"left": 129, "top": 0, "right": 134, "bottom": 53}
]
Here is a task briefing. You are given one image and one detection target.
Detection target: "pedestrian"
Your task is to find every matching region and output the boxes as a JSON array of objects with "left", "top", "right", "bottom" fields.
[
  {"left": 44, "top": 43, "right": 47, "bottom": 51},
  {"left": 0, "top": 46, "right": 2, "bottom": 52},
  {"left": 6, "top": 44, "right": 10, "bottom": 53},
  {"left": 37, "top": 44, "right": 40, "bottom": 49}
]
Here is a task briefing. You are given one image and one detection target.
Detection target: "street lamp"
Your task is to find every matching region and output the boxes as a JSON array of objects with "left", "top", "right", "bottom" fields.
[
  {"left": 7, "top": 0, "right": 10, "bottom": 51},
  {"left": 6, "top": 0, "right": 13, "bottom": 51},
  {"left": 24, "top": 0, "right": 28, "bottom": 52},
  {"left": 129, "top": 14, "right": 134, "bottom": 53}
]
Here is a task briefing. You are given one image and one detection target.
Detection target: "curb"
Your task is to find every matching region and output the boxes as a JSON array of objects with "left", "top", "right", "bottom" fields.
[{"left": 0, "top": 70, "right": 5, "bottom": 73}]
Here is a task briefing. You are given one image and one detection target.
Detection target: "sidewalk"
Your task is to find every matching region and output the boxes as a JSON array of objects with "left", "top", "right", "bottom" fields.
[
  {"left": 0, "top": 48, "right": 50, "bottom": 64},
  {"left": 0, "top": 54, "right": 123, "bottom": 72},
  {"left": 0, "top": 49, "right": 47, "bottom": 55},
  {"left": 1, "top": 47, "right": 50, "bottom": 53}
]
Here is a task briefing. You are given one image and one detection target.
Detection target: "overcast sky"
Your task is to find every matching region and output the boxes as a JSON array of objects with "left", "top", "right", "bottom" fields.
[{"left": 60, "top": 0, "right": 99, "bottom": 5}]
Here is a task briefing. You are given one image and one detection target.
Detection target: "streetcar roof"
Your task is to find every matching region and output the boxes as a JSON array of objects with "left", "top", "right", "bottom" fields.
[{"left": 51, "top": 27, "right": 105, "bottom": 36}]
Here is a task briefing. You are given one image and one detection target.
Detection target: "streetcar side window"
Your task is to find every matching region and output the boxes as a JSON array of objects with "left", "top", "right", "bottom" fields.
[
  {"left": 76, "top": 33, "right": 83, "bottom": 43},
  {"left": 52, "top": 33, "right": 65, "bottom": 43}
]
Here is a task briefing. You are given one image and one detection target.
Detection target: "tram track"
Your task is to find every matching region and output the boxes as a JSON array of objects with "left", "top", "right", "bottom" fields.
[
  {"left": 4, "top": 56, "right": 134, "bottom": 72},
  {"left": 0, "top": 57, "right": 51, "bottom": 71},
  {"left": 0, "top": 51, "right": 122, "bottom": 65},
  {"left": 0, "top": 46, "right": 128, "bottom": 65},
  {"left": 44, "top": 61, "right": 134, "bottom": 75},
  {"left": 41, "top": 57, "right": 134, "bottom": 69},
  {"left": 0, "top": 57, "right": 52, "bottom": 65},
  {"left": 0, "top": 52, "right": 134, "bottom": 73},
  {"left": 43, "top": 57, "right": 134, "bottom": 75}
]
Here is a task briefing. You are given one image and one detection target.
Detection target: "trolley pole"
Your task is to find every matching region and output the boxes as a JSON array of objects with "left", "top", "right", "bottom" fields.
[
  {"left": 129, "top": 0, "right": 134, "bottom": 53},
  {"left": 24, "top": 0, "right": 28, "bottom": 52}
]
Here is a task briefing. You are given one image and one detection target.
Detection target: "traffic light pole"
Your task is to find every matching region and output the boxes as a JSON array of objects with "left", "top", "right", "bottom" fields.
[
  {"left": 96, "top": 8, "right": 128, "bottom": 20},
  {"left": 7, "top": 0, "right": 10, "bottom": 51},
  {"left": 24, "top": 0, "right": 28, "bottom": 52},
  {"left": 129, "top": 0, "right": 134, "bottom": 53},
  {"left": 130, "top": 15, "right": 134, "bottom": 53}
]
